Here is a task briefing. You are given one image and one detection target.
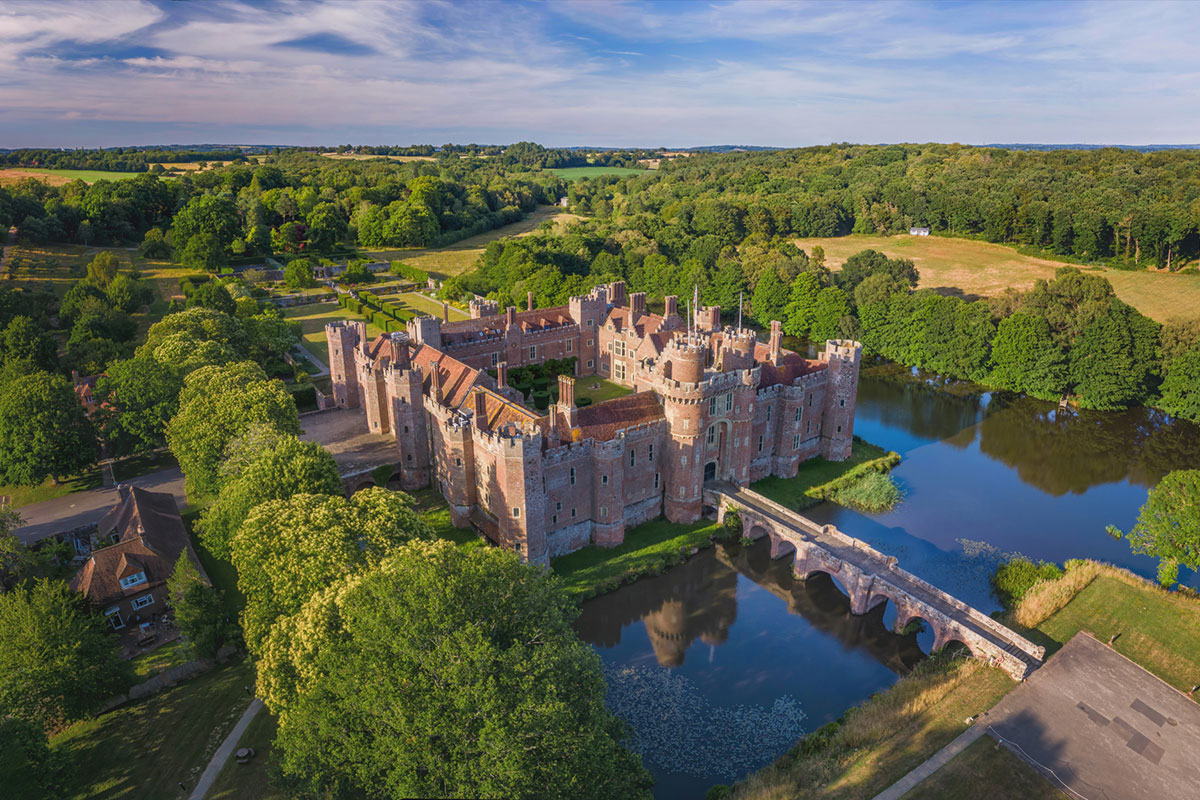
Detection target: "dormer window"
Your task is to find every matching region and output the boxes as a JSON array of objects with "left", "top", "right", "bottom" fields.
[{"left": 120, "top": 571, "right": 147, "bottom": 589}]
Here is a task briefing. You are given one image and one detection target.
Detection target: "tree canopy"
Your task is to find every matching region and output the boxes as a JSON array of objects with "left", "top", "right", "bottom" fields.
[
  {"left": 0, "top": 371, "right": 98, "bottom": 486},
  {"left": 1110, "top": 469, "right": 1200, "bottom": 587}
]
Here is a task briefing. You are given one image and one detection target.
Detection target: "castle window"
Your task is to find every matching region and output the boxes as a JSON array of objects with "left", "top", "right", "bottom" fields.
[
  {"left": 725, "top": 393, "right": 733, "bottom": 412},
  {"left": 602, "top": 475, "right": 609, "bottom": 485},
  {"left": 840, "top": 398, "right": 845, "bottom": 408},
  {"left": 569, "top": 468, "right": 576, "bottom": 485},
  {"left": 758, "top": 435, "right": 763, "bottom": 452},
  {"left": 512, "top": 507, "right": 520, "bottom": 518},
  {"left": 648, "top": 444, "right": 654, "bottom": 461},
  {"left": 571, "top": 508, "right": 577, "bottom": 518},
  {"left": 629, "top": 449, "right": 636, "bottom": 467},
  {"left": 681, "top": 456, "right": 687, "bottom": 466},
  {"left": 614, "top": 361, "right": 626, "bottom": 381},
  {"left": 614, "top": 340, "right": 626, "bottom": 357},
  {"left": 456, "top": 458, "right": 462, "bottom": 466},
  {"left": 837, "top": 425, "right": 842, "bottom": 433},
  {"left": 679, "top": 486, "right": 685, "bottom": 498},
  {"left": 588, "top": 319, "right": 594, "bottom": 327},
  {"left": 709, "top": 396, "right": 717, "bottom": 415},
  {"left": 491, "top": 352, "right": 499, "bottom": 366},
  {"left": 529, "top": 346, "right": 537, "bottom": 360},
  {"left": 808, "top": 393, "right": 814, "bottom": 407},
  {"left": 587, "top": 359, "right": 594, "bottom": 368},
  {"left": 766, "top": 406, "right": 771, "bottom": 422},
  {"left": 793, "top": 434, "right": 800, "bottom": 450},
  {"left": 552, "top": 514, "right": 558, "bottom": 525},
  {"left": 707, "top": 426, "right": 716, "bottom": 446},
  {"left": 587, "top": 338, "right": 593, "bottom": 346},
  {"left": 404, "top": 425, "right": 409, "bottom": 433},
  {"left": 407, "top": 454, "right": 412, "bottom": 461},
  {"left": 556, "top": 502, "right": 562, "bottom": 511},
  {"left": 794, "top": 408, "right": 801, "bottom": 422},
  {"left": 654, "top": 473, "right": 660, "bottom": 489},
  {"left": 566, "top": 339, "right": 573, "bottom": 353},
  {"left": 807, "top": 420, "right": 812, "bottom": 433},
  {"left": 600, "top": 506, "right": 607, "bottom": 517}
]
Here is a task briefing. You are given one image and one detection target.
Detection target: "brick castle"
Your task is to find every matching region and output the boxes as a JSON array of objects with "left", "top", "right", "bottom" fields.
[{"left": 327, "top": 281, "right": 861, "bottom": 565}]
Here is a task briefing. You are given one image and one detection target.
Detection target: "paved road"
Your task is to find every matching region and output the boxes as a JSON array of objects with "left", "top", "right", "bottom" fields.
[
  {"left": 293, "top": 342, "right": 329, "bottom": 376},
  {"left": 14, "top": 467, "right": 187, "bottom": 545},
  {"left": 188, "top": 698, "right": 262, "bottom": 800},
  {"left": 983, "top": 633, "right": 1200, "bottom": 800}
]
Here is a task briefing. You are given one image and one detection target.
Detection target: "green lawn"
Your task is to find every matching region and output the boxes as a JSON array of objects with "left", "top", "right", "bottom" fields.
[
  {"left": 409, "top": 487, "right": 482, "bottom": 549},
  {"left": 48, "top": 659, "right": 255, "bottom": 800},
  {"left": 5, "top": 168, "right": 143, "bottom": 184},
  {"left": 393, "top": 290, "right": 470, "bottom": 320},
  {"left": 0, "top": 469, "right": 102, "bottom": 509},
  {"left": 574, "top": 377, "right": 634, "bottom": 406},
  {"left": 129, "top": 639, "right": 192, "bottom": 681},
  {"left": 549, "top": 166, "right": 647, "bottom": 181},
  {"left": 751, "top": 438, "right": 893, "bottom": 510},
  {"left": 207, "top": 709, "right": 286, "bottom": 800},
  {"left": 281, "top": 300, "right": 383, "bottom": 365},
  {"left": 552, "top": 516, "right": 730, "bottom": 599},
  {"left": 900, "top": 736, "right": 1066, "bottom": 800}
]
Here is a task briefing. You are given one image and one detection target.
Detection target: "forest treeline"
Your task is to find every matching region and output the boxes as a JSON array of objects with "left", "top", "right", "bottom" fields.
[
  {"left": 0, "top": 148, "right": 255, "bottom": 173},
  {"left": 321, "top": 141, "right": 653, "bottom": 169},
  {"left": 566, "top": 143, "right": 1200, "bottom": 270}
]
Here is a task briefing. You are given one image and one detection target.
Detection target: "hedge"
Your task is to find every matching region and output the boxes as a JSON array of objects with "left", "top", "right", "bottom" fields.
[{"left": 390, "top": 261, "right": 429, "bottom": 284}]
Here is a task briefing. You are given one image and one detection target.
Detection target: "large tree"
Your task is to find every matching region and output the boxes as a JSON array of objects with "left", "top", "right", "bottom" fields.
[
  {"left": 751, "top": 265, "right": 789, "bottom": 327},
  {"left": 988, "top": 312, "right": 1069, "bottom": 400},
  {"left": 166, "top": 361, "right": 300, "bottom": 497},
  {"left": 94, "top": 355, "right": 184, "bottom": 457},
  {"left": 782, "top": 271, "right": 821, "bottom": 339},
  {"left": 1069, "top": 300, "right": 1159, "bottom": 410},
  {"left": 232, "top": 488, "right": 432, "bottom": 654},
  {"left": 1158, "top": 343, "right": 1200, "bottom": 423},
  {"left": 0, "top": 371, "right": 98, "bottom": 486},
  {"left": 259, "top": 541, "right": 653, "bottom": 800},
  {"left": 1109, "top": 470, "right": 1200, "bottom": 587},
  {"left": 0, "top": 316, "right": 56, "bottom": 371},
  {"left": 0, "top": 580, "right": 130, "bottom": 731},
  {"left": 84, "top": 251, "right": 120, "bottom": 287},
  {"left": 198, "top": 435, "right": 341, "bottom": 560},
  {"left": 139, "top": 306, "right": 247, "bottom": 360},
  {"left": 166, "top": 556, "right": 236, "bottom": 659}
]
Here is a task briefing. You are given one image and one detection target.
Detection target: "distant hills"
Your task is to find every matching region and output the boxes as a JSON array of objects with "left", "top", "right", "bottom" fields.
[{"left": 983, "top": 143, "right": 1200, "bottom": 152}]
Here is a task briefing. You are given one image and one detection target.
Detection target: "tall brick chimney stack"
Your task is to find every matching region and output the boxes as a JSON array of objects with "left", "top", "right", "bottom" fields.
[
  {"left": 442, "top": 302, "right": 449, "bottom": 322},
  {"left": 664, "top": 295, "right": 678, "bottom": 317},
  {"left": 609, "top": 280, "right": 627, "bottom": 307},
  {"left": 497, "top": 362, "right": 508, "bottom": 388},
  {"left": 474, "top": 389, "right": 488, "bottom": 429},
  {"left": 557, "top": 375, "right": 578, "bottom": 431},
  {"left": 430, "top": 363, "right": 443, "bottom": 403},
  {"left": 527, "top": 292, "right": 534, "bottom": 311},
  {"left": 769, "top": 320, "right": 783, "bottom": 364},
  {"left": 506, "top": 306, "right": 517, "bottom": 329},
  {"left": 630, "top": 292, "right": 646, "bottom": 325}
]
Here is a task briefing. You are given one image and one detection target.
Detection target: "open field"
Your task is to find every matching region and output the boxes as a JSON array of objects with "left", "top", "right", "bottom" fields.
[
  {"left": 281, "top": 300, "right": 383, "bottom": 366},
  {"left": 45, "top": 659, "right": 255, "bottom": 800},
  {"left": 320, "top": 152, "right": 436, "bottom": 162},
  {"left": 0, "top": 167, "right": 142, "bottom": 185},
  {"left": 549, "top": 166, "right": 646, "bottom": 180},
  {"left": 899, "top": 736, "right": 1066, "bottom": 800},
  {"left": 366, "top": 205, "right": 582, "bottom": 277},
  {"left": 208, "top": 709, "right": 285, "bottom": 800},
  {"left": 729, "top": 560, "right": 1200, "bottom": 799},
  {"left": 793, "top": 234, "right": 1200, "bottom": 322}
]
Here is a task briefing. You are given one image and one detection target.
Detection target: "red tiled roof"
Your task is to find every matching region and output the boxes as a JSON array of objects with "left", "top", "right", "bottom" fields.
[
  {"left": 556, "top": 391, "right": 665, "bottom": 442},
  {"left": 71, "top": 486, "right": 203, "bottom": 607},
  {"left": 472, "top": 387, "right": 543, "bottom": 433},
  {"left": 410, "top": 344, "right": 481, "bottom": 409},
  {"left": 754, "top": 343, "right": 826, "bottom": 388}
]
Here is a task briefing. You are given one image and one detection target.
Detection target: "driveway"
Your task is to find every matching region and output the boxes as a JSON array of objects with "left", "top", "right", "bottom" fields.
[
  {"left": 299, "top": 407, "right": 397, "bottom": 475},
  {"left": 984, "top": 632, "right": 1200, "bottom": 800},
  {"left": 14, "top": 467, "right": 186, "bottom": 545}
]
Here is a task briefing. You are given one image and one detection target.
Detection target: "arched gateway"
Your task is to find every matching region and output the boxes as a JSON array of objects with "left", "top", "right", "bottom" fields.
[{"left": 704, "top": 483, "right": 1045, "bottom": 680}]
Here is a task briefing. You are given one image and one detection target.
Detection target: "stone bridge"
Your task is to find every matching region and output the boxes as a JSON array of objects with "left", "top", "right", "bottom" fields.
[{"left": 704, "top": 483, "right": 1045, "bottom": 680}]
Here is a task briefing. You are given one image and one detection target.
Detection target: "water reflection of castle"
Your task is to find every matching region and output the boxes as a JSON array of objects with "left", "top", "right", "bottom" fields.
[{"left": 576, "top": 540, "right": 924, "bottom": 673}]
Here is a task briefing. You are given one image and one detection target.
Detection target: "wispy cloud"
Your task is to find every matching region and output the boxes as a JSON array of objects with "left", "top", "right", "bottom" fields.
[{"left": 0, "top": 0, "right": 1197, "bottom": 147}]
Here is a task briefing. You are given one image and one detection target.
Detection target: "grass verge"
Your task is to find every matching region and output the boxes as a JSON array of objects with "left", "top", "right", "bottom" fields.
[
  {"left": 552, "top": 516, "right": 735, "bottom": 600},
  {"left": 207, "top": 708, "right": 286, "bottom": 800},
  {"left": 129, "top": 639, "right": 191, "bottom": 681},
  {"left": 898, "top": 736, "right": 1066, "bottom": 800},
  {"left": 409, "top": 487, "right": 483, "bottom": 549},
  {"left": 751, "top": 438, "right": 899, "bottom": 511}
]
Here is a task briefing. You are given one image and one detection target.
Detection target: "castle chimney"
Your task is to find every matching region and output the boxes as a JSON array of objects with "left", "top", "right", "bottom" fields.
[
  {"left": 430, "top": 363, "right": 443, "bottom": 403},
  {"left": 769, "top": 320, "right": 783, "bottom": 365},
  {"left": 609, "top": 280, "right": 627, "bottom": 307},
  {"left": 664, "top": 295, "right": 678, "bottom": 317},
  {"left": 557, "top": 375, "right": 578, "bottom": 431},
  {"left": 630, "top": 292, "right": 646, "bottom": 325},
  {"left": 474, "top": 389, "right": 488, "bottom": 429},
  {"left": 527, "top": 292, "right": 534, "bottom": 311},
  {"left": 442, "top": 302, "right": 449, "bottom": 322},
  {"left": 497, "top": 361, "right": 508, "bottom": 388},
  {"left": 506, "top": 306, "right": 517, "bottom": 329}
]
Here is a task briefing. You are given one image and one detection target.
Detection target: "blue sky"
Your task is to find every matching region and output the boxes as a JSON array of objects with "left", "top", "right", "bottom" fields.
[{"left": 1, "top": 0, "right": 1197, "bottom": 148}]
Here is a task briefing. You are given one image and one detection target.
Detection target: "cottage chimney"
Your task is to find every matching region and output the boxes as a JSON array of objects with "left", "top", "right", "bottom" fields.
[
  {"left": 497, "top": 361, "right": 508, "bottom": 388},
  {"left": 506, "top": 306, "right": 517, "bottom": 329},
  {"left": 527, "top": 292, "right": 534, "bottom": 311},
  {"left": 629, "top": 292, "right": 646, "bottom": 325},
  {"left": 474, "top": 389, "right": 488, "bottom": 429},
  {"left": 769, "top": 320, "right": 783, "bottom": 365}
]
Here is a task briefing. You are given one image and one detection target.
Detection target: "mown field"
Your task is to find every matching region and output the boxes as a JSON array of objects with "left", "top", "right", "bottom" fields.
[
  {"left": 320, "top": 152, "right": 437, "bottom": 162},
  {"left": 365, "top": 205, "right": 581, "bottom": 277},
  {"left": 793, "top": 234, "right": 1200, "bottom": 323},
  {"left": 281, "top": 300, "right": 383, "bottom": 366},
  {"left": 0, "top": 167, "right": 142, "bottom": 185},
  {"left": 549, "top": 166, "right": 646, "bottom": 181}
]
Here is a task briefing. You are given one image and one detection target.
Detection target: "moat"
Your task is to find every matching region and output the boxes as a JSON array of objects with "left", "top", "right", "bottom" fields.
[{"left": 575, "top": 364, "right": 1200, "bottom": 799}]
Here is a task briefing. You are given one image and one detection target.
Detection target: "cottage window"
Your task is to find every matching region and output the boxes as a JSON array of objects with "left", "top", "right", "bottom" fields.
[
  {"left": 569, "top": 468, "right": 576, "bottom": 485},
  {"left": 132, "top": 594, "right": 155, "bottom": 610},
  {"left": 120, "top": 571, "right": 147, "bottom": 589},
  {"left": 105, "top": 606, "right": 125, "bottom": 631}
]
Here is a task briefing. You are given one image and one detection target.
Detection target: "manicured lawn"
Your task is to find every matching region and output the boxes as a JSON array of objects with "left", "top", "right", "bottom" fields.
[
  {"left": 552, "top": 516, "right": 729, "bottom": 599},
  {"left": 549, "top": 166, "right": 647, "bottom": 180},
  {"left": 792, "top": 233, "right": 1200, "bottom": 323},
  {"left": 364, "top": 205, "right": 581, "bottom": 278},
  {"left": 0, "top": 469, "right": 102, "bottom": 509},
  {"left": 751, "top": 437, "right": 891, "bottom": 510},
  {"left": 409, "top": 487, "right": 482, "bottom": 549},
  {"left": 394, "top": 291, "right": 470, "bottom": 320},
  {"left": 207, "top": 709, "right": 286, "bottom": 800},
  {"left": 900, "top": 736, "right": 1066, "bottom": 800},
  {"left": 129, "top": 639, "right": 191, "bottom": 681},
  {"left": 574, "top": 376, "right": 634, "bottom": 406},
  {"left": 49, "top": 659, "right": 255, "bottom": 800},
  {"left": 281, "top": 300, "right": 383, "bottom": 365}
]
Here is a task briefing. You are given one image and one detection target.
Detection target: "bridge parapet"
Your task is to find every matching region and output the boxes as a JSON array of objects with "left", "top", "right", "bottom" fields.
[{"left": 706, "top": 484, "right": 1045, "bottom": 680}]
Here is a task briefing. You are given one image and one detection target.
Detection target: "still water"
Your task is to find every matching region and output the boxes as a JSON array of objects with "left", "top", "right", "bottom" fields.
[{"left": 575, "top": 364, "right": 1200, "bottom": 798}]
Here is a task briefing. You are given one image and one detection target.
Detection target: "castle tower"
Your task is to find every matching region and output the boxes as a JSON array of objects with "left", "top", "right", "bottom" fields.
[
  {"left": 496, "top": 429, "right": 548, "bottom": 565},
  {"left": 660, "top": 334, "right": 708, "bottom": 523},
  {"left": 722, "top": 327, "right": 756, "bottom": 372},
  {"left": 359, "top": 361, "right": 389, "bottom": 434},
  {"left": 385, "top": 334, "right": 430, "bottom": 490},
  {"left": 697, "top": 305, "right": 721, "bottom": 332},
  {"left": 819, "top": 340, "right": 862, "bottom": 461},
  {"left": 568, "top": 287, "right": 608, "bottom": 375},
  {"left": 408, "top": 315, "right": 442, "bottom": 349},
  {"left": 592, "top": 438, "right": 625, "bottom": 547},
  {"left": 326, "top": 320, "right": 364, "bottom": 408}
]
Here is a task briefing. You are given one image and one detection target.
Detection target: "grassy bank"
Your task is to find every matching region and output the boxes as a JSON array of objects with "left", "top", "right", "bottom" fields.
[
  {"left": 752, "top": 438, "right": 900, "bottom": 511},
  {"left": 207, "top": 709, "right": 286, "bottom": 800},
  {"left": 899, "top": 736, "right": 1066, "bottom": 800},
  {"left": 552, "top": 516, "right": 734, "bottom": 600},
  {"left": 724, "top": 558, "right": 1200, "bottom": 799}
]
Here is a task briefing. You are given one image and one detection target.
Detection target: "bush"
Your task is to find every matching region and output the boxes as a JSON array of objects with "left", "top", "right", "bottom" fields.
[
  {"left": 830, "top": 471, "right": 902, "bottom": 512},
  {"left": 991, "top": 556, "right": 1064, "bottom": 609},
  {"left": 576, "top": 396, "right": 593, "bottom": 407}
]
